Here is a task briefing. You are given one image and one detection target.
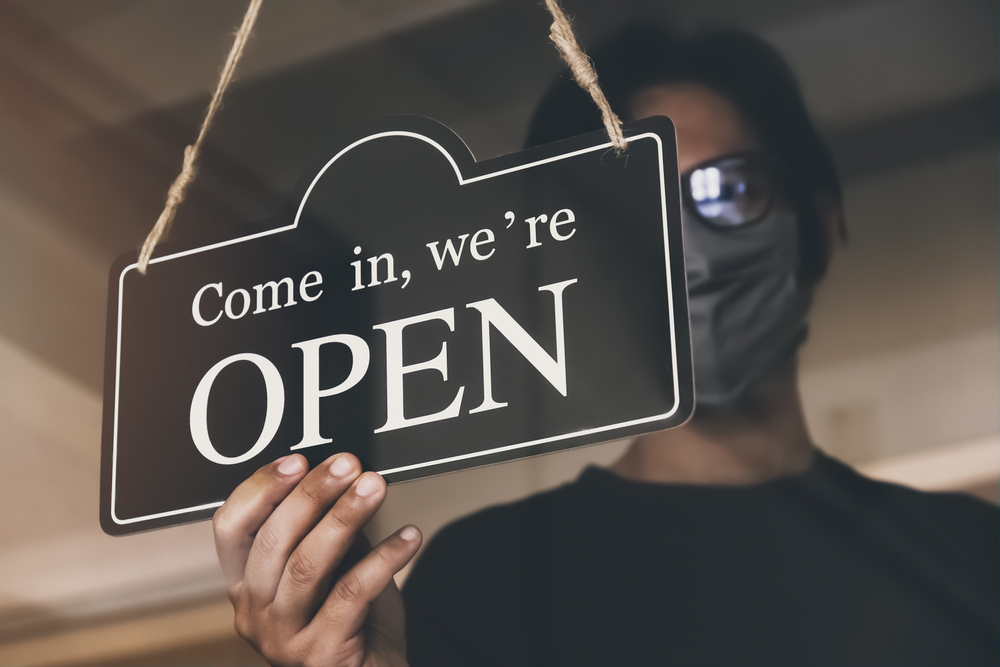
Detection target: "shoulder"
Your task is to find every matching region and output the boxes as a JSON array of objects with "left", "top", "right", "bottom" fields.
[
  {"left": 821, "top": 453, "right": 997, "bottom": 523},
  {"left": 813, "top": 454, "right": 998, "bottom": 566}
]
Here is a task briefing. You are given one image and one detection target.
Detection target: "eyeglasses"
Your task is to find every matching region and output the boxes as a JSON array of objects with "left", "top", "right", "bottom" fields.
[{"left": 681, "top": 152, "right": 777, "bottom": 228}]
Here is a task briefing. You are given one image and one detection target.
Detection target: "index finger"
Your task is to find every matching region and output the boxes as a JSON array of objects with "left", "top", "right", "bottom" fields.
[{"left": 213, "top": 454, "right": 310, "bottom": 591}]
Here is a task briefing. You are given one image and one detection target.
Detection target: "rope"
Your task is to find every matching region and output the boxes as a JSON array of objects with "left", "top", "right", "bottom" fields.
[
  {"left": 543, "top": 0, "right": 627, "bottom": 153},
  {"left": 137, "top": 0, "right": 263, "bottom": 274},
  {"left": 136, "top": 0, "right": 624, "bottom": 273}
]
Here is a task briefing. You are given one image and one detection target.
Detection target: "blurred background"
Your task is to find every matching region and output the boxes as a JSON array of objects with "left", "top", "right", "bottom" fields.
[{"left": 0, "top": 0, "right": 996, "bottom": 664}]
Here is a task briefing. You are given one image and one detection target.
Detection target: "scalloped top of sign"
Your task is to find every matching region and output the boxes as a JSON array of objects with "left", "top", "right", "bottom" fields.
[{"left": 101, "top": 116, "right": 692, "bottom": 535}]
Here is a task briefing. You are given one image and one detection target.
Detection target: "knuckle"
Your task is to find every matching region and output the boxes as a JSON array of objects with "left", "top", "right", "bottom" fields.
[
  {"left": 371, "top": 545, "right": 393, "bottom": 571},
  {"left": 255, "top": 622, "right": 299, "bottom": 666},
  {"left": 298, "top": 477, "right": 328, "bottom": 505},
  {"left": 288, "top": 635, "right": 319, "bottom": 667},
  {"left": 234, "top": 606, "right": 304, "bottom": 667},
  {"left": 252, "top": 523, "right": 285, "bottom": 561},
  {"left": 233, "top": 608, "right": 254, "bottom": 641},
  {"left": 326, "top": 508, "right": 353, "bottom": 535},
  {"left": 212, "top": 502, "right": 227, "bottom": 526},
  {"left": 284, "top": 551, "right": 321, "bottom": 591},
  {"left": 301, "top": 644, "right": 326, "bottom": 667},
  {"left": 376, "top": 543, "right": 395, "bottom": 564},
  {"left": 226, "top": 581, "right": 243, "bottom": 605},
  {"left": 212, "top": 507, "right": 237, "bottom": 541},
  {"left": 304, "top": 652, "right": 340, "bottom": 667},
  {"left": 333, "top": 571, "right": 366, "bottom": 606},
  {"left": 257, "top": 638, "right": 284, "bottom": 665}
]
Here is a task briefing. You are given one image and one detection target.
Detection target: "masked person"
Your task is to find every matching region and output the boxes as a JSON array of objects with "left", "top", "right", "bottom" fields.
[{"left": 212, "top": 26, "right": 998, "bottom": 667}]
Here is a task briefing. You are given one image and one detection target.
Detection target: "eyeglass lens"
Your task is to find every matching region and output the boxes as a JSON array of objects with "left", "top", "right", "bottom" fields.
[{"left": 688, "top": 156, "right": 772, "bottom": 227}]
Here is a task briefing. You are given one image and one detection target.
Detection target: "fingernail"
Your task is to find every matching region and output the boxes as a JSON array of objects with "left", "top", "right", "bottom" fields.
[
  {"left": 355, "top": 474, "right": 380, "bottom": 497},
  {"left": 400, "top": 526, "right": 420, "bottom": 541},
  {"left": 277, "top": 456, "right": 304, "bottom": 476},
  {"left": 329, "top": 456, "right": 355, "bottom": 478}
]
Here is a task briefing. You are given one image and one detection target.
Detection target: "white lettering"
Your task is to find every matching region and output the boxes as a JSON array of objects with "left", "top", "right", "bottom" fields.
[
  {"left": 373, "top": 308, "right": 465, "bottom": 433},
  {"left": 253, "top": 277, "right": 297, "bottom": 314},
  {"left": 190, "top": 353, "right": 285, "bottom": 465},
  {"left": 550, "top": 208, "right": 576, "bottom": 241},
  {"left": 352, "top": 246, "right": 364, "bottom": 291},
  {"left": 299, "top": 271, "right": 324, "bottom": 302},
  {"left": 470, "top": 229, "right": 496, "bottom": 261},
  {"left": 291, "top": 334, "right": 370, "bottom": 450},
  {"left": 368, "top": 253, "right": 398, "bottom": 287},
  {"left": 466, "top": 278, "right": 577, "bottom": 413},
  {"left": 525, "top": 214, "right": 547, "bottom": 249},
  {"left": 192, "top": 282, "right": 223, "bottom": 326},
  {"left": 225, "top": 289, "right": 251, "bottom": 320},
  {"left": 426, "top": 234, "right": 469, "bottom": 270}
]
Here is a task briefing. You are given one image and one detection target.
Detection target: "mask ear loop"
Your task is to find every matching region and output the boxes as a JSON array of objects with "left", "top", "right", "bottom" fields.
[{"left": 137, "top": 0, "right": 623, "bottom": 273}]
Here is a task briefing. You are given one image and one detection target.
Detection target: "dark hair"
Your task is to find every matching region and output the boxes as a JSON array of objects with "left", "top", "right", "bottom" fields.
[{"left": 526, "top": 24, "right": 843, "bottom": 285}]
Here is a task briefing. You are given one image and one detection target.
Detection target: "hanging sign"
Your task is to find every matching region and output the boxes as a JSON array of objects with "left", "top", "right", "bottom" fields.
[{"left": 100, "top": 115, "right": 692, "bottom": 535}]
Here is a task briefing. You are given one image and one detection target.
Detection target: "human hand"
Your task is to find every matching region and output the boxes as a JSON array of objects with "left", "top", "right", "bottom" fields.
[{"left": 213, "top": 453, "right": 421, "bottom": 667}]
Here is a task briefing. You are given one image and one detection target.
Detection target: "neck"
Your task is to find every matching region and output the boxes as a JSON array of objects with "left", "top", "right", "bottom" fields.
[{"left": 611, "top": 360, "right": 816, "bottom": 485}]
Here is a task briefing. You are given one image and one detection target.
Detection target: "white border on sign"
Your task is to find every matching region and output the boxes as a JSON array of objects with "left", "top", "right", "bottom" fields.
[{"left": 110, "top": 131, "right": 680, "bottom": 526}]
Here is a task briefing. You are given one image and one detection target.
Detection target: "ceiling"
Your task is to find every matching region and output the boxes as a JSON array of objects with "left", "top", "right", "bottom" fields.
[{"left": 1, "top": 0, "right": 995, "bottom": 394}]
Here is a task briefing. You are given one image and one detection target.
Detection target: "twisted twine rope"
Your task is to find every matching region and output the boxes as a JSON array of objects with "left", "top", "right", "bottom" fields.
[
  {"left": 136, "top": 0, "right": 623, "bottom": 273},
  {"left": 137, "top": 0, "right": 263, "bottom": 274},
  {"left": 543, "top": 0, "right": 626, "bottom": 153}
]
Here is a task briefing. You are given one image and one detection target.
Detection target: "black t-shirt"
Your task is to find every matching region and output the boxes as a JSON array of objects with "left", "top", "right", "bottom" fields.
[{"left": 402, "top": 453, "right": 998, "bottom": 665}]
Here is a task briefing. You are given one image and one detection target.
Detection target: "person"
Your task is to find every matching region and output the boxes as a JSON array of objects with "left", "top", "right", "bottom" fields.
[{"left": 212, "top": 25, "right": 999, "bottom": 666}]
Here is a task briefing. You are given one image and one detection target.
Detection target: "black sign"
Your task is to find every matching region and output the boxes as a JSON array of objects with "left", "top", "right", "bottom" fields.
[{"left": 100, "top": 116, "right": 692, "bottom": 535}]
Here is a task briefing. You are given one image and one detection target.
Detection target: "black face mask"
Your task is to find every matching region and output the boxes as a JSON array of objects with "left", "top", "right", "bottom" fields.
[{"left": 680, "top": 153, "right": 811, "bottom": 406}]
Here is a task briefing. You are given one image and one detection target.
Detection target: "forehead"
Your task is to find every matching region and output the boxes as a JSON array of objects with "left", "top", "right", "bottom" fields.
[{"left": 628, "top": 83, "right": 760, "bottom": 173}]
